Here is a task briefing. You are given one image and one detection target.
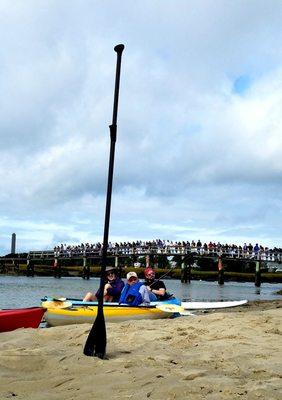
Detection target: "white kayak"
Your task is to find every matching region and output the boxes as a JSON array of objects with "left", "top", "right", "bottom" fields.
[
  {"left": 181, "top": 299, "right": 248, "bottom": 310},
  {"left": 42, "top": 296, "right": 248, "bottom": 312}
]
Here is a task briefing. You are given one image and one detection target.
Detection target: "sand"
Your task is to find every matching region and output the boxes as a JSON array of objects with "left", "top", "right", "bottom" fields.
[{"left": 0, "top": 301, "right": 281, "bottom": 400}]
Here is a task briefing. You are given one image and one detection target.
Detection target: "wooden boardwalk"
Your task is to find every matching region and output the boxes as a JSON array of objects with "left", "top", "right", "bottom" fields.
[{"left": 26, "top": 245, "right": 282, "bottom": 263}]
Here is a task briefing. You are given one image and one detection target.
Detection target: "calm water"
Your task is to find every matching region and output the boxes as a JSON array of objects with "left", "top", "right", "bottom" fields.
[{"left": 0, "top": 275, "right": 281, "bottom": 309}]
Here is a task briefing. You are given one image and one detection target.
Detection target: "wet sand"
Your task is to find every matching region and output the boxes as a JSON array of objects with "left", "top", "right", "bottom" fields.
[{"left": 0, "top": 300, "right": 281, "bottom": 399}]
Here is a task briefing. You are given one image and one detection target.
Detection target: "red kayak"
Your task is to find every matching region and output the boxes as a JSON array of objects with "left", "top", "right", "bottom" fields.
[{"left": 0, "top": 307, "right": 46, "bottom": 333}]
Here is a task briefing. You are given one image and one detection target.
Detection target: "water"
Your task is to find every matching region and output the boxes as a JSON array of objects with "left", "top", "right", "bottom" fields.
[{"left": 0, "top": 275, "right": 281, "bottom": 309}]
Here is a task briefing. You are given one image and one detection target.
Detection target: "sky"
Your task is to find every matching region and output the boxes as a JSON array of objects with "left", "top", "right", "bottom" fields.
[{"left": 0, "top": 0, "right": 282, "bottom": 255}]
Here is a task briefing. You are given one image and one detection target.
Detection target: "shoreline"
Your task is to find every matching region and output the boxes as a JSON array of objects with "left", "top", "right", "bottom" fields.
[{"left": 1, "top": 300, "right": 281, "bottom": 399}]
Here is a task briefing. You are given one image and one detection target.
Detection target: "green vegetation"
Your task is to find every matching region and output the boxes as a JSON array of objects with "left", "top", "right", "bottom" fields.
[{"left": 1, "top": 262, "right": 282, "bottom": 283}]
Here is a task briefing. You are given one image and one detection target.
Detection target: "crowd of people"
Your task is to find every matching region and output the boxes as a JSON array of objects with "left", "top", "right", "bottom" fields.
[
  {"left": 83, "top": 266, "right": 172, "bottom": 306},
  {"left": 54, "top": 239, "right": 282, "bottom": 260}
]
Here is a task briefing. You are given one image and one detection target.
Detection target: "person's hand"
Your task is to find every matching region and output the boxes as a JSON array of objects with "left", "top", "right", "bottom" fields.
[
  {"left": 104, "top": 283, "right": 112, "bottom": 295},
  {"left": 146, "top": 285, "right": 151, "bottom": 291}
]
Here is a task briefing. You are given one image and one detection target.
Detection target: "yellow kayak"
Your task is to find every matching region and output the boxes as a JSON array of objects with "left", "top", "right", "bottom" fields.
[{"left": 43, "top": 303, "right": 175, "bottom": 327}]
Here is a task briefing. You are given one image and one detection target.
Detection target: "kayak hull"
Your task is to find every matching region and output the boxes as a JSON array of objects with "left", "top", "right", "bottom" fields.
[
  {"left": 44, "top": 305, "right": 174, "bottom": 327},
  {"left": 181, "top": 300, "right": 248, "bottom": 310},
  {"left": 0, "top": 307, "right": 46, "bottom": 333}
]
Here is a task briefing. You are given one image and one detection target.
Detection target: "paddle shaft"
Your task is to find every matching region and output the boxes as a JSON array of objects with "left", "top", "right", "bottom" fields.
[
  {"left": 84, "top": 44, "right": 125, "bottom": 359},
  {"left": 148, "top": 267, "right": 175, "bottom": 288},
  {"left": 100, "top": 44, "right": 124, "bottom": 289}
]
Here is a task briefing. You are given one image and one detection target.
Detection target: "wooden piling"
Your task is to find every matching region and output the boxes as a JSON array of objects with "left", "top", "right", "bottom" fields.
[
  {"left": 255, "top": 260, "right": 261, "bottom": 287},
  {"left": 186, "top": 253, "right": 194, "bottom": 283},
  {"left": 187, "top": 264, "right": 191, "bottom": 283},
  {"left": 181, "top": 258, "right": 188, "bottom": 283},
  {"left": 26, "top": 257, "right": 34, "bottom": 277},
  {"left": 115, "top": 256, "right": 122, "bottom": 277},
  {"left": 53, "top": 257, "right": 61, "bottom": 278},
  {"left": 218, "top": 257, "right": 224, "bottom": 285},
  {"left": 82, "top": 256, "right": 90, "bottom": 279}
]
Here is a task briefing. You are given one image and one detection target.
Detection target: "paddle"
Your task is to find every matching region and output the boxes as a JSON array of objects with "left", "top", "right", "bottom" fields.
[
  {"left": 155, "top": 303, "right": 184, "bottom": 313},
  {"left": 155, "top": 303, "right": 194, "bottom": 316},
  {"left": 83, "top": 44, "right": 125, "bottom": 359}
]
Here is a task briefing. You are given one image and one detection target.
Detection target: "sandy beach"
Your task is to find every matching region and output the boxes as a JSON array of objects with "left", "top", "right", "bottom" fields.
[{"left": 0, "top": 300, "right": 281, "bottom": 400}]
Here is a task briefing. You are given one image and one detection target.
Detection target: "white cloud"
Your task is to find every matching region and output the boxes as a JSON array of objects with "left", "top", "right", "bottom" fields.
[{"left": 0, "top": 1, "right": 282, "bottom": 254}]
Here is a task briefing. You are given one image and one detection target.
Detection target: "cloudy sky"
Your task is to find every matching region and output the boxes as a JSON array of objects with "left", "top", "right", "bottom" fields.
[{"left": 0, "top": 0, "right": 281, "bottom": 254}]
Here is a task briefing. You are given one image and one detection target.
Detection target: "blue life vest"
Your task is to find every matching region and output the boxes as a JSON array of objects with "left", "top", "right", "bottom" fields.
[{"left": 119, "top": 281, "right": 144, "bottom": 306}]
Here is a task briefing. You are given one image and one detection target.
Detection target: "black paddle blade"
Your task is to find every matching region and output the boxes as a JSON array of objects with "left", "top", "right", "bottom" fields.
[{"left": 83, "top": 311, "right": 107, "bottom": 359}]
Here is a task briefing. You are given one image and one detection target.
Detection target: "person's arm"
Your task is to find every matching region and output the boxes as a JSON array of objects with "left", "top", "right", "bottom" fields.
[
  {"left": 147, "top": 281, "right": 166, "bottom": 298},
  {"left": 104, "top": 283, "right": 112, "bottom": 296},
  {"left": 147, "top": 286, "right": 165, "bottom": 297}
]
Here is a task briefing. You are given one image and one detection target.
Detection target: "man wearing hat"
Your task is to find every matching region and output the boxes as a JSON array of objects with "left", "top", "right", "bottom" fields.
[
  {"left": 144, "top": 267, "right": 169, "bottom": 301},
  {"left": 83, "top": 266, "right": 124, "bottom": 302},
  {"left": 119, "top": 271, "right": 150, "bottom": 306}
]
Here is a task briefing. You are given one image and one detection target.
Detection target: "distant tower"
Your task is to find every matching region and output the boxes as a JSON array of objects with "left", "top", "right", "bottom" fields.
[{"left": 11, "top": 233, "right": 16, "bottom": 254}]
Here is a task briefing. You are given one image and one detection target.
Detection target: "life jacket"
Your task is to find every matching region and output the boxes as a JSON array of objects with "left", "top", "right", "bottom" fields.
[
  {"left": 119, "top": 281, "right": 144, "bottom": 306},
  {"left": 95, "top": 278, "right": 124, "bottom": 301}
]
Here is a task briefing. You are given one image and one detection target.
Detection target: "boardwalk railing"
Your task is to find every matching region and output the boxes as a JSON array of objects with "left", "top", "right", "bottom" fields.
[{"left": 28, "top": 245, "right": 282, "bottom": 262}]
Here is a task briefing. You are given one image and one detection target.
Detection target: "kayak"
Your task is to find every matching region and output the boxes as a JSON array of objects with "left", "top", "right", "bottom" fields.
[
  {"left": 41, "top": 296, "right": 181, "bottom": 307},
  {"left": 42, "top": 303, "right": 176, "bottom": 327},
  {"left": 0, "top": 307, "right": 46, "bottom": 333},
  {"left": 42, "top": 296, "right": 247, "bottom": 310},
  {"left": 181, "top": 300, "right": 248, "bottom": 310}
]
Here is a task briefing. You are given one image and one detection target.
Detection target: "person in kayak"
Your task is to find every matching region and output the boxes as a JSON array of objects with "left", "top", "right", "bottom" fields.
[
  {"left": 83, "top": 266, "right": 124, "bottom": 302},
  {"left": 144, "top": 267, "right": 171, "bottom": 301},
  {"left": 119, "top": 271, "right": 150, "bottom": 306}
]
